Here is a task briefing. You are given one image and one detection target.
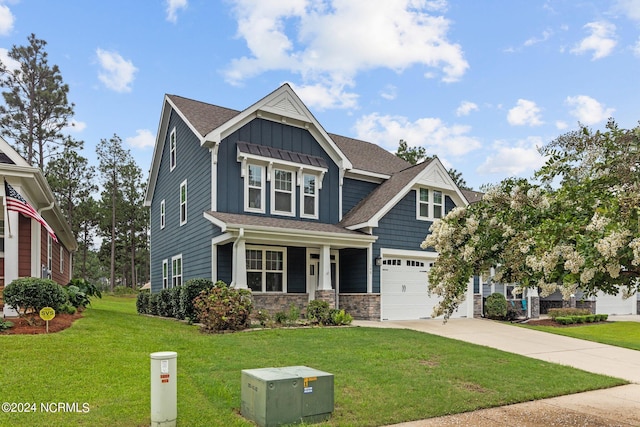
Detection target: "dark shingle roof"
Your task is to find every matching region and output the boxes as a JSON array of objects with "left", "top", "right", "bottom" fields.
[
  {"left": 167, "top": 94, "right": 240, "bottom": 137},
  {"left": 206, "top": 211, "right": 369, "bottom": 236},
  {"left": 461, "top": 189, "right": 484, "bottom": 204},
  {"left": 340, "top": 160, "right": 433, "bottom": 227},
  {"left": 330, "top": 133, "right": 410, "bottom": 175},
  {"left": 237, "top": 141, "right": 328, "bottom": 169}
]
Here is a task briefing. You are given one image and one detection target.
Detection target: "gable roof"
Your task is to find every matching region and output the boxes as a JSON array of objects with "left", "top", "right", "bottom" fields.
[
  {"left": 340, "top": 160, "right": 433, "bottom": 228},
  {"left": 0, "top": 137, "right": 77, "bottom": 251},
  {"left": 166, "top": 94, "right": 240, "bottom": 137},
  {"left": 461, "top": 189, "right": 484, "bottom": 204}
]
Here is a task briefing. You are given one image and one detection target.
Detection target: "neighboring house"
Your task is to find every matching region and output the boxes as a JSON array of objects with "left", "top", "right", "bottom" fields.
[
  {"left": 0, "top": 137, "right": 77, "bottom": 316},
  {"left": 145, "top": 84, "right": 479, "bottom": 321}
]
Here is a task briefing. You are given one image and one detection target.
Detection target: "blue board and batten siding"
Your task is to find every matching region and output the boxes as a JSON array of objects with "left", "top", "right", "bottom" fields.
[
  {"left": 342, "top": 178, "right": 378, "bottom": 217},
  {"left": 371, "top": 192, "right": 456, "bottom": 293},
  {"left": 150, "top": 111, "right": 213, "bottom": 292},
  {"left": 216, "top": 118, "right": 341, "bottom": 223}
]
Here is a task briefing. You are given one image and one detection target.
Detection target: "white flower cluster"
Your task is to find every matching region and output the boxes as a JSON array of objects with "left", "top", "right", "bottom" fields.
[
  {"left": 594, "top": 230, "right": 631, "bottom": 259},
  {"left": 629, "top": 238, "right": 640, "bottom": 266},
  {"left": 585, "top": 212, "right": 610, "bottom": 232},
  {"left": 560, "top": 283, "right": 578, "bottom": 300},
  {"left": 538, "top": 279, "right": 558, "bottom": 298}
]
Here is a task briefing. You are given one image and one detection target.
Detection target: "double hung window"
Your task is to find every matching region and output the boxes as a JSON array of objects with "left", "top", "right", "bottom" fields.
[
  {"left": 246, "top": 246, "right": 285, "bottom": 292},
  {"left": 301, "top": 174, "right": 318, "bottom": 218},
  {"left": 272, "top": 169, "right": 294, "bottom": 216},
  {"left": 418, "top": 188, "right": 444, "bottom": 220}
]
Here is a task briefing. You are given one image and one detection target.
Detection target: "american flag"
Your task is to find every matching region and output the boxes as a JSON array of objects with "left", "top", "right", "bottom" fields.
[{"left": 4, "top": 180, "right": 58, "bottom": 242}]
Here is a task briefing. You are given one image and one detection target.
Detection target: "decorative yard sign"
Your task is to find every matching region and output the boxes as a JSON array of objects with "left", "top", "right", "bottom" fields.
[{"left": 39, "top": 307, "right": 56, "bottom": 333}]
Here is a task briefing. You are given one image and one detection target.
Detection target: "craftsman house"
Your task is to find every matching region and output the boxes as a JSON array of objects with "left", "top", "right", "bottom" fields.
[
  {"left": 1, "top": 137, "right": 77, "bottom": 316},
  {"left": 144, "top": 84, "right": 483, "bottom": 321}
]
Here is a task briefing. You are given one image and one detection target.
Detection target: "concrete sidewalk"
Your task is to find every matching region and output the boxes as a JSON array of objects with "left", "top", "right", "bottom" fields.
[{"left": 353, "top": 315, "right": 640, "bottom": 426}]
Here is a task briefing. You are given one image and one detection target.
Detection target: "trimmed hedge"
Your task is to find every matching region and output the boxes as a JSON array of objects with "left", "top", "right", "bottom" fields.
[
  {"left": 548, "top": 307, "right": 591, "bottom": 320},
  {"left": 554, "top": 314, "right": 608, "bottom": 325}
]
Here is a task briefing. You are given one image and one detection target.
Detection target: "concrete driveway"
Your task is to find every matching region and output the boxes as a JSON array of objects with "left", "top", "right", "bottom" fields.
[{"left": 353, "top": 315, "right": 640, "bottom": 426}]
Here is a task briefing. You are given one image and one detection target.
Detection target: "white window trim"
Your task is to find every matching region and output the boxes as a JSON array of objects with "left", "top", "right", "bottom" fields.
[
  {"left": 162, "top": 259, "right": 169, "bottom": 289},
  {"left": 243, "top": 163, "right": 266, "bottom": 214},
  {"left": 179, "top": 180, "right": 187, "bottom": 226},
  {"left": 270, "top": 167, "right": 296, "bottom": 217},
  {"left": 160, "top": 199, "right": 166, "bottom": 229},
  {"left": 416, "top": 188, "right": 444, "bottom": 221},
  {"left": 171, "top": 254, "right": 183, "bottom": 288},
  {"left": 246, "top": 245, "right": 287, "bottom": 293},
  {"left": 300, "top": 173, "right": 319, "bottom": 219},
  {"left": 169, "top": 127, "right": 177, "bottom": 171}
]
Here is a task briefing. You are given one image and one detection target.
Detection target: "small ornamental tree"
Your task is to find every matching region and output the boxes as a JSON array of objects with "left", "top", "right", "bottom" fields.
[
  {"left": 484, "top": 293, "right": 507, "bottom": 319},
  {"left": 423, "top": 120, "right": 640, "bottom": 321}
]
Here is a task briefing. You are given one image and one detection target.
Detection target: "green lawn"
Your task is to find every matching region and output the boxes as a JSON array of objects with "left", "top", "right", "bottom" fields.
[
  {"left": 521, "top": 321, "right": 640, "bottom": 351},
  {"left": 0, "top": 297, "right": 626, "bottom": 427}
]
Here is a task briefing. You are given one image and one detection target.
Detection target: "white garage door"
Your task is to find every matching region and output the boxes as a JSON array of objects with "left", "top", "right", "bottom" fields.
[
  {"left": 596, "top": 291, "right": 636, "bottom": 315},
  {"left": 380, "top": 256, "right": 468, "bottom": 320}
]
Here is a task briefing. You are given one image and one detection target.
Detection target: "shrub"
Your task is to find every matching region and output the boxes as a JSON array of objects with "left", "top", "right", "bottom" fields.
[
  {"left": 307, "top": 300, "right": 331, "bottom": 325},
  {"left": 330, "top": 309, "right": 353, "bottom": 326},
  {"left": 275, "top": 304, "right": 302, "bottom": 326},
  {"left": 170, "top": 287, "right": 182, "bottom": 319},
  {"left": 59, "top": 303, "right": 77, "bottom": 315},
  {"left": 585, "top": 315, "right": 596, "bottom": 323},
  {"left": 0, "top": 318, "right": 13, "bottom": 331},
  {"left": 3, "top": 277, "right": 67, "bottom": 315},
  {"left": 67, "top": 278, "right": 101, "bottom": 308},
  {"left": 485, "top": 293, "right": 508, "bottom": 320},
  {"left": 157, "top": 289, "right": 175, "bottom": 318},
  {"left": 136, "top": 290, "right": 150, "bottom": 314},
  {"left": 179, "top": 278, "right": 215, "bottom": 321},
  {"left": 193, "top": 281, "right": 253, "bottom": 332},
  {"left": 63, "top": 285, "right": 89, "bottom": 310},
  {"left": 548, "top": 308, "right": 591, "bottom": 320},
  {"left": 148, "top": 293, "right": 160, "bottom": 316},
  {"left": 256, "top": 310, "right": 274, "bottom": 328}
]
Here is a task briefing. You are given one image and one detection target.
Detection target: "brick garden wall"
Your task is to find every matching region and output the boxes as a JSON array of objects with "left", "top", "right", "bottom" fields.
[{"left": 252, "top": 293, "right": 309, "bottom": 316}]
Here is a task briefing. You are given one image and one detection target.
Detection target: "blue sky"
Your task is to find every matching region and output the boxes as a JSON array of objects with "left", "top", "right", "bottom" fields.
[{"left": 0, "top": 0, "right": 638, "bottom": 190}]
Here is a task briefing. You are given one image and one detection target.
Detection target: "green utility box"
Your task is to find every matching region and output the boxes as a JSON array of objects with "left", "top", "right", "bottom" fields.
[{"left": 241, "top": 366, "right": 334, "bottom": 427}]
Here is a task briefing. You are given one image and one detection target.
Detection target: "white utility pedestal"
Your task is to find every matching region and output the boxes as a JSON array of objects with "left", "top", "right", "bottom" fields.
[{"left": 150, "top": 351, "right": 177, "bottom": 427}]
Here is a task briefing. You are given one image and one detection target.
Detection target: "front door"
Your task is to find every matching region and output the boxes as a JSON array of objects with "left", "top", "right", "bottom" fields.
[{"left": 307, "top": 251, "right": 338, "bottom": 301}]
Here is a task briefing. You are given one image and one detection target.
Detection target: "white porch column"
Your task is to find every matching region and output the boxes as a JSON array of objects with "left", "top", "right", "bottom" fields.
[
  {"left": 318, "top": 245, "right": 332, "bottom": 291},
  {"left": 366, "top": 244, "right": 373, "bottom": 293},
  {"left": 232, "top": 230, "right": 248, "bottom": 289},
  {"left": 4, "top": 210, "right": 19, "bottom": 317}
]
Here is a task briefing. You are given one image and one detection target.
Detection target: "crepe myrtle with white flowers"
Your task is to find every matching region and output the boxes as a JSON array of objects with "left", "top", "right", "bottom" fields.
[{"left": 422, "top": 120, "right": 640, "bottom": 320}]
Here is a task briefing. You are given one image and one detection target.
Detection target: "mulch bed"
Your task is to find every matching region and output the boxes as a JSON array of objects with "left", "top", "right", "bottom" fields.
[{"left": 1, "top": 311, "right": 83, "bottom": 335}]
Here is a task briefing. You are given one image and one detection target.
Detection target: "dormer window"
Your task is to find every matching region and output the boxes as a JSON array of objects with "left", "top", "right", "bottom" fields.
[{"left": 417, "top": 188, "right": 444, "bottom": 220}]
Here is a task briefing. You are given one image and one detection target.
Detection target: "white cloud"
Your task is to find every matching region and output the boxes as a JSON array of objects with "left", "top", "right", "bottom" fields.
[
  {"left": 633, "top": 37, "right": 640, "bottom": 57},
  {"left": 524, "top": 29, "right": 552, "bottom": 47},
  {"left": 565, "top": 95, "right": 614, "bottom": 125},
  {"left": 166, "top": 0, "right": 188, "bottom": 23},
  {"left": 96, "top": 49, "right": 137, "bottom": 93},
  {"left": 0, "top": 4, "right": 14, "bottom": 35},
  {"left": 456, "top": 101, "right": 478, "bottom": 116},
  {"left": 507, "top": 99, "right": 543, "bottom": 126},
  {"left": 64, "top": 119, "right": 87, "bottom": 133},
  {"left": 380, "top": 84, "right": 397, "bottom": 101},
  {"left": 225, "top": 0, "right": 468, "bottom": 103},
  {"left": 477, "top": 137, "right": 546, "bottom": 176},
  {"left": 290, "top": 80, "right": 358, "bottom": 110},
  {"left": 614, "top": 0, "right": 640, "bottom": 22},
  {"left": 571, "top": 21, "right": 617, "bottom": 60},
  {"left": 354, "top": 112, "right": 481, "bottom": 157},
  {"left": 126, "top": 129, "right": 156, "bottom": 149},
  {"left": 0, "top": 47, "right": 19, "bottom": 71},
  {"left": 555, "top": 120, "right": 569, "bottom": 130}
]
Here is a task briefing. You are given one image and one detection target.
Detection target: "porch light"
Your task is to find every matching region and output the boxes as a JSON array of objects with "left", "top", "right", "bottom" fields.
[{"left": 375, "top": 257, "right": 382, "bottom": 266}]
